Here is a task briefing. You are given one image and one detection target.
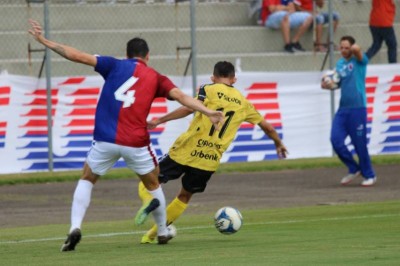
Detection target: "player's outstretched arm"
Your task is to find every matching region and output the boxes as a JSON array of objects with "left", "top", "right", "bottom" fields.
[
  {"left": 147, "top": 106, "right": 193, "bottom": 129},
  {"left": 168, "top": 88, "right": 224, "bottom": 130},
  {"left": 28, "top": 19, "right": 97, "bottom": 67},
  {"left": 258, "top": 120, "right": 288, "bottom": 159}
]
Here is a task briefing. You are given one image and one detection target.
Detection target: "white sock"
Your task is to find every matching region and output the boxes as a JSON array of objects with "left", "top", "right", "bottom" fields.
[
  {"left": 148, "top": 186, "right": 168, "bottom": 236},
  {"left": 70, "top": 179, "right": 93, "bottom": 233}
]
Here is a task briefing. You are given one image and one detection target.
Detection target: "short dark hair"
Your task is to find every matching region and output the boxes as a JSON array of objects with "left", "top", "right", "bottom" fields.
[
  {"left": 340, "top": 35, "right": 356, "bottom": 45},
  {"left": 213, "top": 61, "right": 235, "bottom": 78},
  {"left": 126, "top": 37, "right": 149, "bottom": 59}
]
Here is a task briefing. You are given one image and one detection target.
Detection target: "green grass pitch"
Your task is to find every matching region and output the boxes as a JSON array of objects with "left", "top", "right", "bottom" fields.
[{"left": 1, "top": 201, "right": 399, "bottom": 266}]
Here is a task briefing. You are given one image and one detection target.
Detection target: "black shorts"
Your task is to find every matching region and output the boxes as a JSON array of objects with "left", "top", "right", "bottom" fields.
[{"left": 158, "top": 154, "right": 214, "bottom": 194}]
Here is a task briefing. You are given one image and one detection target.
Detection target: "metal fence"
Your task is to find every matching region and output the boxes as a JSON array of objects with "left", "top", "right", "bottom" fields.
[{"left": 1, "top": 0, "right": 399, "bottom": 78}]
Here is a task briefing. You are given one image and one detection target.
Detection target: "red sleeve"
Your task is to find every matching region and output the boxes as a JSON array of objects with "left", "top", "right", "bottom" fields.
[
  {"left": 261, "top": 0, "right": 282, "bottom": 24},
  {"left": 156, "top": 73, "right": 176, "bottom": 99},
  {"left": 260, "top": 0, "right": 270, "bottom": 24}
]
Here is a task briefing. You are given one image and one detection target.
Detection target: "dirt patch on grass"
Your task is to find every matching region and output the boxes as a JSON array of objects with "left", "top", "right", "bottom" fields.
[{"left": 1, "top": 164, "right": 399, "bottom": 228}]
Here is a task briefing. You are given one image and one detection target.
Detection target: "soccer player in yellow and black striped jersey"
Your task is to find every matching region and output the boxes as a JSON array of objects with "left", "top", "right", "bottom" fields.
[{"left": 139, "top": 61, "right": 288, "bottom": 243}]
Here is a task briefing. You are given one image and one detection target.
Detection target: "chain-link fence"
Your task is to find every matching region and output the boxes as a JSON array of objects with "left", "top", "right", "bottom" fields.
[{"left": 1, "top": 0, "right": 399, "bottom": 78}]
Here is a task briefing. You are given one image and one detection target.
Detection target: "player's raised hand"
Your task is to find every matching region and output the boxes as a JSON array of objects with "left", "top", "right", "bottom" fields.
[
  {"left": 28, "top": 19, "right": 97, "bottom": 66},
  {"left": 28, "top": 19, "right": 44, "bottom": 42}
]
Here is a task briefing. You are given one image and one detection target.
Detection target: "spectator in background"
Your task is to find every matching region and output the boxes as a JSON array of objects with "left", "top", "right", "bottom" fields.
[
  {"left": 366, "top": 0, "right": 397, "bottom": 63},
  {"left": 294, "top": 0, "right": 340, "bottom": 52},
  {"left": 260, "top": 0, "right": 313, "bottom": 53}
]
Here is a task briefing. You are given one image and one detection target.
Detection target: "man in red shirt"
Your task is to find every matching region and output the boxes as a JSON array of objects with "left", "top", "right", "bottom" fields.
[
  {"left": 366, "top": 0, "right": 397, "bottom": 63},
  {"left": 260, "top": 0, "right": 312, "bottom": 53}
]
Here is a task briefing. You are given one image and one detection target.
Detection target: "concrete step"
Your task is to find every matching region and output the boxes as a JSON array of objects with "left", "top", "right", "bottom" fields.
[
  {"left": 5, "top": 23, "right": 400, "bottom": 60},
  {"left": 1, "top": 2, "right": 254, "bottom": 32},
  {"left": 2, "top": 0, "right": 399, "bottom": 77},
  {"left": 3, "top": 44, "right": 396, "bottom": 78},
  {"left": 8, "top": 0, "right": 399, "bottom": 32},
  {"left": 333, "top": 0, "right": 400, "bottom": 24},
  {"left": 328, "top": 0, "right": 370, "bottom": 24}
]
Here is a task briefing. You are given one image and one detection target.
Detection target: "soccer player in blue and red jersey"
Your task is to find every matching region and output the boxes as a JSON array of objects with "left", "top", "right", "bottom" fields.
[
  {"left": 28, "top": 19, "right": 224, "bottom": 251},
  {"left": 322, "top": 36, "right": 377, "bottom": 187}
]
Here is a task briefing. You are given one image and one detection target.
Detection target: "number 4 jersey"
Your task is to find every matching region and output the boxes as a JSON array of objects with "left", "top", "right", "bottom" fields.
[
  {"left": 169, "top": 83, "right": 264, "bottom": 171},
  {"left": 94, "top": 56, "right": 176, "bottom": 147}
]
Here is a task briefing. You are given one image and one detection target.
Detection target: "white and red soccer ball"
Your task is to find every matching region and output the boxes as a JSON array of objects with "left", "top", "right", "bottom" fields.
[{"left": 322, "top": 69, "right": 340, "bottom": 89}]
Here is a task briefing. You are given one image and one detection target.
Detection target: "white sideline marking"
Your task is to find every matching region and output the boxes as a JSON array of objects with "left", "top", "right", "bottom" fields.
[{"left": 1, "top": 213, "right": 398, "bottom": 245}]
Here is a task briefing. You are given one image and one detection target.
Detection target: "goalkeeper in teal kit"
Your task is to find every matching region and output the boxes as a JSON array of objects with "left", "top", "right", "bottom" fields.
[{"left": 322, "top": 35, "right": 377, "bottom": 187}]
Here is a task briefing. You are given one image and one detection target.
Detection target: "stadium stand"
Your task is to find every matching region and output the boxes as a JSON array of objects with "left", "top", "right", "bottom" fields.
[{"left": 0, "top": 0, "right": 399, "bottom": 77}]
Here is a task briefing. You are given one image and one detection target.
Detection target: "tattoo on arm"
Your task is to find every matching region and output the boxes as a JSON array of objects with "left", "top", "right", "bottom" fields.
[{"left": 53, "top": 45, "right": 67, "bottom": 58}]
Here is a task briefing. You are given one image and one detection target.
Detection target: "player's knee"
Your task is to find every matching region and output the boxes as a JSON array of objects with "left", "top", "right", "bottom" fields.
[
  {"left": 177, "top": 193, "right": 192, "bottom": 204},
  {"left": 330, "top": 137, "right": 344, "bottom": 150},
  {"left": 81, "top": 165, "right": 99, "bottom": 184},
  {"left": 80, "top": 173, "right": 98, "bottom": 184},
  {"left": 142, "top": 179, "right": 159, "bottom": 191}
]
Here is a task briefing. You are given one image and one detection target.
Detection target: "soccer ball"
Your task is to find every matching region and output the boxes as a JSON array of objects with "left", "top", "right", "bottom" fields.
[
  {"left": 214, "top": 206, "right": 243, "bottom": 234},
  {"left": 322, "top": 69, "right": 340, "bottom": 89}
]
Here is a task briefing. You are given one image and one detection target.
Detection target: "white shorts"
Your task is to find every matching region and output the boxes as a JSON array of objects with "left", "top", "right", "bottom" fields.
[{"left": 86, "top": 141, "right": 158, "bottom": 176}]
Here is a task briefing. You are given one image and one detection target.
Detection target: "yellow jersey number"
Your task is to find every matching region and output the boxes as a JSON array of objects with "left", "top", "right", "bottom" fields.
[{"left": 209, "top": 109, "right": 235, "bottom": 139}]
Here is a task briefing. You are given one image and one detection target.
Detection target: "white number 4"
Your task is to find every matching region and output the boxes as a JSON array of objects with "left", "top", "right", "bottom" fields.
[{"left": 114, "top": 76, "right": 138, "bottom": 108}]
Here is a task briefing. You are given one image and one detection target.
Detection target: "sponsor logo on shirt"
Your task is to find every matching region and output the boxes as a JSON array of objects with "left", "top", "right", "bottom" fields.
[
  {"left": 190, "top": 149, "right": 218, "bottom": 161},
  {"left": 217, "top": 92, "right": 241, "bottom": 105},
  {"left": 197, "top": 138, "right": 222, "bottom": 149}
]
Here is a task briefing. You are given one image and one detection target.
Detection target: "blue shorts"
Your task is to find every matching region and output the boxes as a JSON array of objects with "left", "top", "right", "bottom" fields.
[
  {"left": 315, "top": 12, "right": 340, "bottom": 24},
  {"left": 266, "top": 11, "right": 311, "bottom": 29}
]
